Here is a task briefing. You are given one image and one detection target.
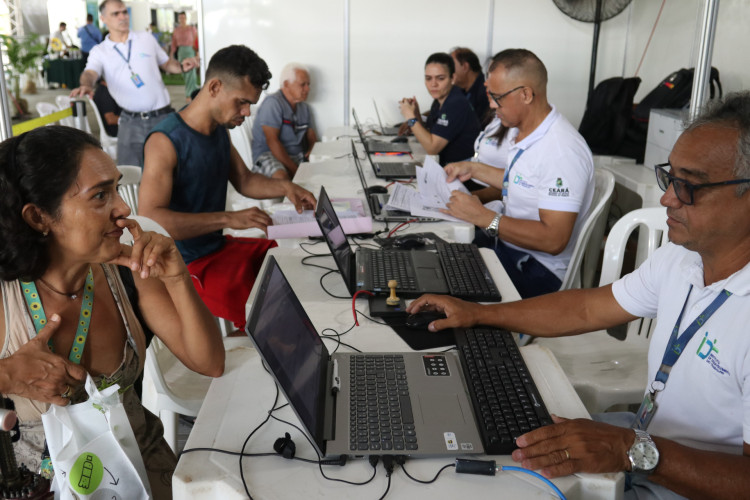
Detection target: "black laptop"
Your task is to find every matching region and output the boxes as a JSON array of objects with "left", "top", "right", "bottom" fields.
[
  {"left": 351, "top": 141, "right": 438, "bottom": 223},
  {"left": 315, "top": 186, "right": 501, "bottom": 301},
  {"left": 352, "top": 108, "right": 411, "bottom": 154},
  {"left": 373, "top": 99, "right": 401, "bottom": 135}
]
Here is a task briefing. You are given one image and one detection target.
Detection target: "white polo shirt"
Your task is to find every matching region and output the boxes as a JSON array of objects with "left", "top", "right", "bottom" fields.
[
  {"left": 85, "top": 31, "right": 170, "bottom": 113},
  {"left": 471, "top": 116, "right": 510, "bottom": 188},
  {"left": 503, "top": 106, "right": 595, "bottom": 280},
  {"left": 612, "top": 242, "right": 750, "bottom": 453}
]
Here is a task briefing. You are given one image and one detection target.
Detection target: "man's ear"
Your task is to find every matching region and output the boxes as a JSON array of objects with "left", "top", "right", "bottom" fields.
[
  {"left": 21, "top": 203, "right": 49, "bottom": 234},
  {"left": 207, "top": 78, "right": 223, "bottom": 97}
]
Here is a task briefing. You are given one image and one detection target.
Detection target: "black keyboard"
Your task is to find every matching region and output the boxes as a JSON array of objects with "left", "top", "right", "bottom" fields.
[
  {"left": 367, "top": 250, "right": 417, "bottom": 291},
  {"left": 348, "top": 354, "right": 418, "bottom": 452},
  {"left": 436, "top": 243, "right": 501, "bottom": 301},
  {"left": 455, "top": 328, "right": 552, "bottom": 454}
]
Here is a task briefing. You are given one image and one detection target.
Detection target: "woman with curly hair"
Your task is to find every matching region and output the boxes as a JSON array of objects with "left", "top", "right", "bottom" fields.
[{"left": 0, "top": 126, "right": 224, "bottom": 498}]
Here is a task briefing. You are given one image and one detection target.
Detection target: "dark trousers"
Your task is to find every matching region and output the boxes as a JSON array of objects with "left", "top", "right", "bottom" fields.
[{"left": 474, "top": 229, "right": 562, "bottom": 299}]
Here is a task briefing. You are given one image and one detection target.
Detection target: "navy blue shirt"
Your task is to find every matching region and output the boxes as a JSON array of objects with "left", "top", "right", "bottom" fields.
[
  {"left": 425, "top": 85, "right": 481, "bottom": 165},
  {"left": 148, "top": 113, "right": 231, "bottom": 264},
  {"left": 464, "top": 73, "right": 490, "bottom": 125}
]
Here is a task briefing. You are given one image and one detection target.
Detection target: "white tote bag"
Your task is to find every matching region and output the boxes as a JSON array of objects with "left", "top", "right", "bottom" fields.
[{"left": 41, "top": 375, "right": 152, "bottom": 500}]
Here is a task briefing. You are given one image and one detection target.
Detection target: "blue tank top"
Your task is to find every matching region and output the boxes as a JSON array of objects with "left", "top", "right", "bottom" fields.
[{"left": 148, "top": 113, "right": 230, "bottom": 264}]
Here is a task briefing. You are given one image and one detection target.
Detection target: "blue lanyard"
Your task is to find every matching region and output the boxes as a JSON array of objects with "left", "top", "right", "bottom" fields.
[
  {"left": 113, "top": 40, "right": 133, "bottom": 72},
  {"left": 502, "top": 148, "right": 524, "bottom": 197},
  {"left": 654, "top": 285, "right": 731, "bottom": 386}
]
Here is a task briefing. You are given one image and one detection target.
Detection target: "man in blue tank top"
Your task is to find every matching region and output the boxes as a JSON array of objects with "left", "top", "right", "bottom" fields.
[{"left": 140, "top": 45, "right": 316, "bottom": 329}]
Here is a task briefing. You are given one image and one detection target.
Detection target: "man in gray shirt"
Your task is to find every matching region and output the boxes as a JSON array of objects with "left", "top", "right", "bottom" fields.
[{"left": 251, "top": 63, "right": 317, "bottom": 179}]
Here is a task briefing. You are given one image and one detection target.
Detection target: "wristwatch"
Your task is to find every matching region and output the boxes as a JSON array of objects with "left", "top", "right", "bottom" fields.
[
  {"left": 628, "top": 430, "right": 659, "bottom": 475},
  {"left": 407, "top": 118, "right": 418, "bottom": 127},
  {"left": 485, "top": 213, "right": 502, "bottom": 237}
]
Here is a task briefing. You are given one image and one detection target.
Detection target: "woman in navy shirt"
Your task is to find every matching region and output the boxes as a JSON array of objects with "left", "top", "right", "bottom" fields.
[{"left": 399, "top": 52, "right": 480, "bottom": 167}]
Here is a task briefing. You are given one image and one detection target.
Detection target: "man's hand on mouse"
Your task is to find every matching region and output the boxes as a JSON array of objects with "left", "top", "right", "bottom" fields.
[{"left": 406, "top": 294, "right": 480, "bottom": 332}]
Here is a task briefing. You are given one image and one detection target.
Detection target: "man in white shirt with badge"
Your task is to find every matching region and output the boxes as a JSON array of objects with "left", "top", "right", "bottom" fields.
[
  {"left": 408, "top": 91, "right": 750, "bottom": 499},
  {"left": 442, "top": 49, "right": 594, "bottom": 298},
  {"left": 70, "top": 0, "right": 198, "bottom": 167}
]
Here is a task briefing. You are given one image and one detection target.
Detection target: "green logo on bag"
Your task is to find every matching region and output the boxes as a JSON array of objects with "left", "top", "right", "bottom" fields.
[{"left": 70, "top": 452, "right": 103, "bottom": 494}]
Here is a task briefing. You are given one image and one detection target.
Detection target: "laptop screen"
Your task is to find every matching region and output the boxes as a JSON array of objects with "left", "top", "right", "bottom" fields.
[
  {"left": 245, "top": 256, "right": 330, "bottom": 453},
  {"left": 351, "top": 140, "right": 370, "bottom": 192},
  {"left": 351, "top": 109, "right": 372, "bottom": 155},
  {"left": 314, "top": 186, "right": 356, "bottom": 295}
]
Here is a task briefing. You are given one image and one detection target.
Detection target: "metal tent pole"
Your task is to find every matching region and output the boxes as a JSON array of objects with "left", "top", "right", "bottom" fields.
[
  {"left": 689, "top": 0, "right": 720, "bottom": 122},
  {"left": 0, "top": 44, "right": 14, "bottom": 141}
]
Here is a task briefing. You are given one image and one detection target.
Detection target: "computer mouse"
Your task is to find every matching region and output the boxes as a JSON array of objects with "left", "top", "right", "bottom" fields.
[
  {"left": 366, "top": 185, "right": 388, "bottom": 195},
  {"left": 392, "top": 234, "right": 426, "bottom": 250},
  {"left": 391, "top": 136, "right": 408, "bottom": 143},
  {"left": 405, "top": 311, "right": 447, "bottom": 330}
]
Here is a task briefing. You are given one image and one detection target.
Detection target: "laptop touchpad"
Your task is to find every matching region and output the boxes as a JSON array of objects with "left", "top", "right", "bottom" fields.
[{"left": 418, "top": 393, "right": 467, "bottom": 424}]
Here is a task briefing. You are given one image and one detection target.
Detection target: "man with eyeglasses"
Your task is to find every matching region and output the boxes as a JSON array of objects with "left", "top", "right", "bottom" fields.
[
  {"left": 251, "top": 63, "right": 317, "bottom": 180},
  {"left": 139, "top": 46, "right": 316, "bottom": 329},
  {"left": 441, "top": 49, "right": 594, "bottom": 298},
  {"left": 406, "top": 91, "right": 750, "bottom": 499}
]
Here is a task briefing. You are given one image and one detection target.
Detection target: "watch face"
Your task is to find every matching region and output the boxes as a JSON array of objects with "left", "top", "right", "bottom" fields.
[{"left": 632, "top": 441, "right": 659, "bottom": 470}]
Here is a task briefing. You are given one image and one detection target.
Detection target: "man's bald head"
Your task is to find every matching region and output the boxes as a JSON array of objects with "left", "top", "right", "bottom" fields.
[{"left": 489, "top": 49, "right": 547, "bottom": 97}]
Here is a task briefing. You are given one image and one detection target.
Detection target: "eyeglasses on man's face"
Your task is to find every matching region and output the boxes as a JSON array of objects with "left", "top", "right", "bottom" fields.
[
  {"left": 654, "top": 163, "right": 750, "bottom": 205},
  {"left": 487, "top": 86, "right": 525, "bottom": 107}
]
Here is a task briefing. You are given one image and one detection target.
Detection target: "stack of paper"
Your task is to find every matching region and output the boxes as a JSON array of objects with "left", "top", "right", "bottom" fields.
[{"left": 266, "top": 198, "right": 372, "bottom": 239}]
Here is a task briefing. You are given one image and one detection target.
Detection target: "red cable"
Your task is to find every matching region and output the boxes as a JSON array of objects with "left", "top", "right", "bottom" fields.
[
  {"left": 388, "top": 219, "right": 418, "bottom": 238},
  {"left": 634, "top": 0, "right": 667, "bottom": 78},
  {"left": 352, "top": 290, "right": 374, "bottom": 326}
]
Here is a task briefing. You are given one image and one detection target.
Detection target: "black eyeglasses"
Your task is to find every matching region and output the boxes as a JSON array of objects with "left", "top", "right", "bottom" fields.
[
  {"left": 654, "top": 163, "right": 750, "bottom": 205},
  {"left": 487, "top": 86, "right": 525, "bottom": 107}
]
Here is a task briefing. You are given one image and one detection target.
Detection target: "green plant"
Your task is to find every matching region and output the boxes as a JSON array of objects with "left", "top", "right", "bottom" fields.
[{"left": 0, "top": 34, "right": 46, "bottom": 101}]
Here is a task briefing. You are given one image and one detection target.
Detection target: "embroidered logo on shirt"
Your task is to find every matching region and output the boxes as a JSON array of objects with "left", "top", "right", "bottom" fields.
[
  {"left": 696, "top": 332, "right": 730, "bottom": 376},
  {"left": 437, "top": 113, "right": 449, "bottom": 127},
  {"left": 547, "top": 178, "right": 569, "bottom": 197},
  {"left": 513, "top": 174, "right": 533, "bottom": 189}
]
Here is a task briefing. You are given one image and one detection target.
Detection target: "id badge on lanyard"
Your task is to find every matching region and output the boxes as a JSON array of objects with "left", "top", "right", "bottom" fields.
[
  {"left": 114, "top": 40, "right": 144, "bottom": 88},
  {"left": 631, "top": 285, "right": 731, "bottom": 431}
]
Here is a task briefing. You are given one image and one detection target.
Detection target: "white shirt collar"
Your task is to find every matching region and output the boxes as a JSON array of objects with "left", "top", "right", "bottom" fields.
[{"left": 508, "top": 104, "right": 560, "bottom": 151}]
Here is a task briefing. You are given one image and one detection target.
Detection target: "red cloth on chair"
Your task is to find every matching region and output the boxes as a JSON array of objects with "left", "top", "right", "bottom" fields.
[{"left": 186, "top": 235, "right": 277, "bottom": 329}]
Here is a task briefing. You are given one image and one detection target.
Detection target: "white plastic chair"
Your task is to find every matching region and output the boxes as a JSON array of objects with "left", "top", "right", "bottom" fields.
[
  {"left": 533, "top": 206, "right": 669, "bottom": 413},
  {"left": 54, "top": 95, "right": 75, "bottom": 128},
  {"left": 559, "top": 169, "right": 616, "bottom": 290},
  {"left": 117, "top": 165, "right": 142, "bottom": 215},
  {"left": 86, "top": 95, "right": 118, "bottom": 160},
  {"left": 35, "top": 102, "right": 60, "bottom": 122},
  {"left": 228, "top": 113, "right": 255, "bottom": 169}
]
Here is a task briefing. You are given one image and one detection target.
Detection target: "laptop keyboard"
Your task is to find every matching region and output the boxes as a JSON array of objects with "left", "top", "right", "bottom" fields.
[
  {"left": 348, "top": 355, "right": 418, "bottom": 452},
  {"left": 436, "top": 243, "right": 501, "bottom": 301},
  {"left": 456, "top": 328, "right": 553, "bottom": 454},
  {"left": 367, "top": 250, "right": 418, "bottom": 291}
]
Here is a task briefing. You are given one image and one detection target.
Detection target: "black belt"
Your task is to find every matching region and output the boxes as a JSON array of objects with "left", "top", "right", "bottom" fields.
[{"left": 121, "top": 105, "right": 173, "bottom": 120}]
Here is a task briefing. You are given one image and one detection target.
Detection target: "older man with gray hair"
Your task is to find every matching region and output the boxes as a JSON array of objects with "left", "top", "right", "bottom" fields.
[{"left": 251, "top": 62, "right": 317, "bottom": 179}]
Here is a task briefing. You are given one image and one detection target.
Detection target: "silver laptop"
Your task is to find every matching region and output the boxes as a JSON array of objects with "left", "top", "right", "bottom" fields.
[
  {"left": 245, "top": 255, "right": 485, "bottom": 457},
  {"left": 351, "top": 141, "right": 438, "bottom": 223},
  {"left": 352, "top": 108, "right": 411, "bottom": 154},
  {"left": 373, "top": 99, "right": 401, "bottom": 135}
]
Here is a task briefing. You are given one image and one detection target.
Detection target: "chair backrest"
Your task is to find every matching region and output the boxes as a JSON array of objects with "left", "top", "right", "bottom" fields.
[
  {"left": 559, "top": 168, "right": 616, "bottom": 290},
  {"left": 85, "top": 95, "right": 117, "bottom": 140},
  {"left": 119, "top": 214, "right": 169, "bottom": 245},
  {"left": 54, "top": 95, "right": 75, "bottom": 128},
  {"left": 599, "top": 206, "right": 669, "bottom": 342},
  {"left": 228, "top": 114, "right": 254, "bottom": 168},
  {"left": 35, "top": 102, "right": 60, "bottom": 120},
  {"left": 117, "top": 165, "right": 142, "bottom": 215}
]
